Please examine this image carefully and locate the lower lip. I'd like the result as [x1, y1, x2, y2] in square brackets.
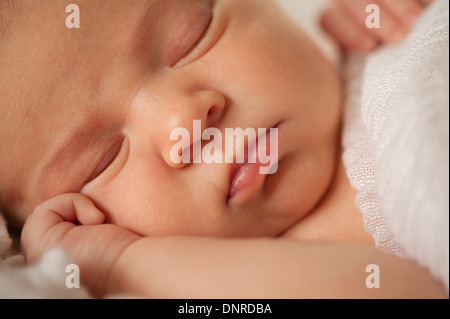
[227, 126, 278, 203]
[228, 162, 265, 202]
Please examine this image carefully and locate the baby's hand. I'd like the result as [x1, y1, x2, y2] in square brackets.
[321, 0, 433, 52]
[21, 193, 140, 297]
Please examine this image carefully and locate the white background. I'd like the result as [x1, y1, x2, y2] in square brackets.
[275, 0, 338, 62]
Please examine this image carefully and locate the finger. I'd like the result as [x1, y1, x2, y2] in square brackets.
[21, 203, 70, 261]
[35, 193, 105, 225]
[321, 3, 378, 52]
[339, 0, 407, 44]
[71, 194, 105, 226]
[378, 0, 424, 29]
[21, 194, 105, 260]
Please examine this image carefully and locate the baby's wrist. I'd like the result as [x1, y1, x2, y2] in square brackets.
[104, 235, 144, 297]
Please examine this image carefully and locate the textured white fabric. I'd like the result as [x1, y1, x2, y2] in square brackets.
[0, 248, 92, 299]
[1, 211, 93, 298]
[0, 214, 12, 259]
[343, 0, 449, 291]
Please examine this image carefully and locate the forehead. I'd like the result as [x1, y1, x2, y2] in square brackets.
[0, 0, 16, 53]
[0, 0, 216, 125]
[0, 0, 153, 206]
[0, 0, 146, 109]
[0, 0, 15, 27]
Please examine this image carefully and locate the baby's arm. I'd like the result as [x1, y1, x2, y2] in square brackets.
[321, 0, 433, 52]
[111, 237, 447, 298]
[21, 194, 447, 298]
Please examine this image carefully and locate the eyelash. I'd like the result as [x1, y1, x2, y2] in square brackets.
[173, 7, 214, 67]
[86, 139, 124, 184]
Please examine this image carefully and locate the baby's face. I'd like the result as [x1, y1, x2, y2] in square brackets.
[0, 0, 341, 237]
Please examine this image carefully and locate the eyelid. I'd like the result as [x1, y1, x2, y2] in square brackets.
[172, 6, 215, 67]
[86, 139, 124, 184]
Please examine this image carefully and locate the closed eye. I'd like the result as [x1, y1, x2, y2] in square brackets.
[86, 139, 124, 184]
[172, 3, 214, 67]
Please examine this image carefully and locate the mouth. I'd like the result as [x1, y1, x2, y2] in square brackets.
[227, 123, 280, 203]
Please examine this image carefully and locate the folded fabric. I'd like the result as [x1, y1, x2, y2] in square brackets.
[343, 0, 449, 292]
[0, 248, 92, 299]
[1, 206, 92, 297]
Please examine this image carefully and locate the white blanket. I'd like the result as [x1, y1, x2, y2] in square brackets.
[343, 0, 449, 292]
[0, 213, 92, 298]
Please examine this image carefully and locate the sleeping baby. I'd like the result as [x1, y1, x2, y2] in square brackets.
[0, 0, 447, 298]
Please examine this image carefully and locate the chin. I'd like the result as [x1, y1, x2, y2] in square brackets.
[261, 147, 337, 230]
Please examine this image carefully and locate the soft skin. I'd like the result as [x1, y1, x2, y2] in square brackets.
[21, 192, 447, 298]
[0, 0, 430, 238]
[0, 0, 444, 298]
[1, 0, 343, 238]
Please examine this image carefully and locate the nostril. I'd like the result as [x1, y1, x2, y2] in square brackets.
[206, 105, 224, 127]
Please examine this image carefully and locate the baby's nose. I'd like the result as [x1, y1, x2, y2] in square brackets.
[174, 89, 226, 128]
[162, 89, 227, 168]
